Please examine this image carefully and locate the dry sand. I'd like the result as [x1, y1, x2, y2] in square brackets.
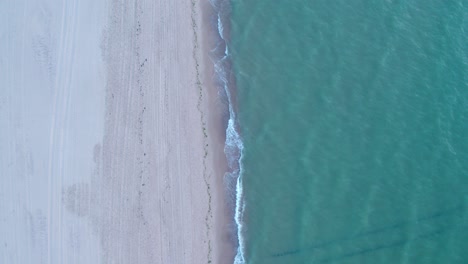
[0, 0, 232, 263]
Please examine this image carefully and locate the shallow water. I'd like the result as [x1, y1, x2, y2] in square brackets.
[229, 1, 468, 263]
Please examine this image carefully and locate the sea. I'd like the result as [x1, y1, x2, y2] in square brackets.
[211, 1, 468, 264]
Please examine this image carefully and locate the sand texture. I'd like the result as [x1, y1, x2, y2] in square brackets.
[0, 0, 224, 263]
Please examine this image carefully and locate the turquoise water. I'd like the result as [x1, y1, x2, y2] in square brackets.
[226, 1, 468, 263]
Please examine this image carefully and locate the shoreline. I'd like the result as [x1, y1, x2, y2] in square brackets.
[200, 1, 247, 263]
[195, 0, 236, 263]
[198, 0, 238, 263]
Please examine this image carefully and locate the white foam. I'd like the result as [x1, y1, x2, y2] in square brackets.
[223, 82, 246, 264]
[218, 14, 224, 40]
[224, 117, 246, 264]
[233, 142, 246, 264]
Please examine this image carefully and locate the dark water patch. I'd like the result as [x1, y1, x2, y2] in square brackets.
[271, 204, 466, 259]
[316, 227, 450, 264]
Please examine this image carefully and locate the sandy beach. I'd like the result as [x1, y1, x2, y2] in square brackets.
[0, 0, 231, 263]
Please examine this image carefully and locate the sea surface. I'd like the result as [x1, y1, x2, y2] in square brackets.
[223, 1, 468, 263]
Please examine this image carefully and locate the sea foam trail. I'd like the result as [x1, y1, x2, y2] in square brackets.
[209, 0, 246, 263]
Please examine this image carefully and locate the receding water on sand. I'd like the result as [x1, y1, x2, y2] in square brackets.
[209, 0, 246, 263]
